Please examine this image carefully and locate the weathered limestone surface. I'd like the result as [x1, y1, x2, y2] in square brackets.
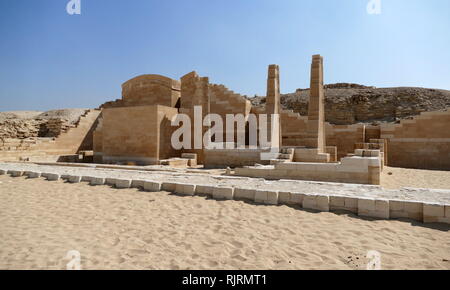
[195, 185, 215, 196]
[115, 179, 132, 189]
[303, 194, 330, 212]
[304, 55, 326, 152]
[175, 183, 196, 196]
[390, 200, 423, 221]
[90, 177, 105, 186]
[213, 187, 234, 200]
[265, 65, 282, 149]
[234, 188, 256, 201]
[45, 173, 60, 181]
[144, 181, 162, 192]
[69, 175, 82, 183]
[99, 105, 178, 166]
[380, 109, 450, 170]
[358, 198, 390, 219]
[25, 171, 41, 179]
[8, 170, 23, 177]
[235, 154, 382, 185]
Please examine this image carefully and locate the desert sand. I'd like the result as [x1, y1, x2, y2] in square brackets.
[0, 174, 449, 270]
[381, 166, 450, 190]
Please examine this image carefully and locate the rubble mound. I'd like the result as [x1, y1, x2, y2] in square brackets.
[250, 84, 450, 125]
[0, 109, 88, 139]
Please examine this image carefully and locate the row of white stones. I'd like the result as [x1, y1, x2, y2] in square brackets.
[1, 168, 449, 226]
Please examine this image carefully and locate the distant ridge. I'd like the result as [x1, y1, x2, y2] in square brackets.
[250, 84, 450, 125]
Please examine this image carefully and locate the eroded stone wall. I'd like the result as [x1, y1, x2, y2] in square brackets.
[380, 109, 450, 170]
[100, 105, 178, 165]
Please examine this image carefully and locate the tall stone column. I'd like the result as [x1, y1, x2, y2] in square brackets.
[265, 64, 282, 149]
[180, 71, 211, 164]
[304, 55, 326, 152]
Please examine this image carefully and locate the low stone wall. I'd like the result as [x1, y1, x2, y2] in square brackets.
[203, 148, 270, 168]
[235, 156, 381, 185]
[380, 109, 450, 170]
[293, 148, 330, 163]
[1, 168, 448, 226]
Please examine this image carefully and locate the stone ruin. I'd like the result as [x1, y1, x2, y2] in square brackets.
[1, 54, 450, 185]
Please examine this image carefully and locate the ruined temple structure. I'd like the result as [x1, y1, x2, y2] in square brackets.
[91, 54, 382, 185]
[1, 54, 450, 185]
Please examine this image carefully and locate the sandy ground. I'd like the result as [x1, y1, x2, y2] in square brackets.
[2, 163, 450, 204]
[381, 166, 450, 190]
[0, 175, 449, 270]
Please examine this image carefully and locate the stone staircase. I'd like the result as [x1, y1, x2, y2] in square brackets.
[269, 148, 295, 165]
[0, 109, 101, 161]
[209, 84, 252, 117]
[29, 109, 101, 154]
[353, 139, 388, 166]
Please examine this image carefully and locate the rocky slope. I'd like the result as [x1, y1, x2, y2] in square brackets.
[0, 109, 88, 139]
[250, 84, 450, 125]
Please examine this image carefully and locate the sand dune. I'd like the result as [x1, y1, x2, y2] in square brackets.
[0, 175, 449, 270]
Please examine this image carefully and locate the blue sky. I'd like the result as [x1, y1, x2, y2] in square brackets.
[0, 0, 449, 111]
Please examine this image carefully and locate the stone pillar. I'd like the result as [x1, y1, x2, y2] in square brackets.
[265, 64, 282, 149]
[304, 55, 326, 152]
[180, 71, 211, 164]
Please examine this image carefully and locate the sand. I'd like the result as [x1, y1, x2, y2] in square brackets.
[381, 166, 450, 190]
[0, 175, 449, 270]
[2, 162, 450, 204]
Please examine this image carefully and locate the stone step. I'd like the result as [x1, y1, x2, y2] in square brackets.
[269, 159, 289, 165]
[279, 153, 292, 159]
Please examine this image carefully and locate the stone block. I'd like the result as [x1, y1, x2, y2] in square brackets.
[90, 177, 106, 186]
[25, 171, 41, 179]
[254, 190, 268, 203]
[115, 179, 132, 189]
[0, 169, 6, 175]
[423, 203, 446, 223]
[278, 191, 291, 205]
[344, 197, 359, 213]
[329, 196, 345, 211]
[390, 200, 423, 221]
[81, 176, 94, 182]
[161, 182, 178, 192]
[8, 170, 23, 177]
[45, 173, 60, 181]
[195, 185, 215, 196]
[213, 187, 234, 200]
[358, 198, 389, 219]
[175, 183, 196, 196]
[289, 192, 305, 206]
[181, 153, 197, 160]
[105, 178, 116, 185]
[234, 188, 255, 201]
[68, 175, 82, 183]
[131, 179, 146, 189]
[143, 181, 162, 192]
[266, 191, 279, 205]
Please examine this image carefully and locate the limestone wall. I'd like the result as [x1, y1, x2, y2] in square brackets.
[326, 123, 366, 161]
[204, 148, 270, 169]
[102, 75, 181, 109]
[280, 110, 365, 161]
[236, 155, 381, 185]
[98, 105, 178, 165]
[380, 109, 450, 170]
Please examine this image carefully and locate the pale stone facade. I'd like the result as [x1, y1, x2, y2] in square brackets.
[2, 54, 449, 186]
